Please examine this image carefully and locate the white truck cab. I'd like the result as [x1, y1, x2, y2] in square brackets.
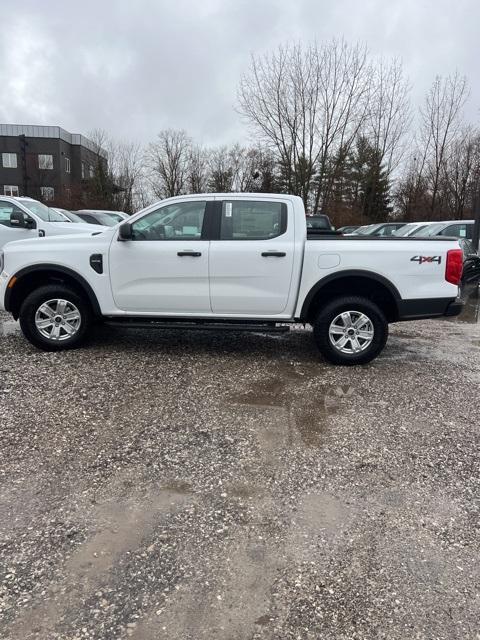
[0, 193, 464, 365]
[0, 197, 106, 250]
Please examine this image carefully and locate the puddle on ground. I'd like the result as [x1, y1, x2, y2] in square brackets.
[448, 286, 479, 324]
[0, 320, 19, 336]
[230, 368, 357, 449]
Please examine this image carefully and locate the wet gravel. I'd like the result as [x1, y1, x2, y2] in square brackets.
[1, 288, 479, 640]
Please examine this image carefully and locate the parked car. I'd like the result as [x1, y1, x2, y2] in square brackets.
[76, 210, 128, 225]
[337, 225, 361, 234]
[0, 193, 463, 365]
[306, 214, 334, 231]
[459, 238, 480, 284]
[411, 220, 475, 241]
[393, 222, 433, 237]
[52, 208, 90, 224]
[0, 197, 105, 250]
[74, 211, 122, 227]
[352, 222, 406, 237]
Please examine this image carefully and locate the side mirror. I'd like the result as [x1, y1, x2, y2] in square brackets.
[10, 211, 34, 229]
[118, 222, 133, 241]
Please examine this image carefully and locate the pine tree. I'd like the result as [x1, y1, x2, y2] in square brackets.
[350, 136, 392, 223]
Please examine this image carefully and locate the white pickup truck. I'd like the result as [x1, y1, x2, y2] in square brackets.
[0, 196, 105, 249]
[0, 193, 464, 365]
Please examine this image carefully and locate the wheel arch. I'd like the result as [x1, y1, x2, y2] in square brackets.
[299, 270, 401, 323]
[5, 264, 101, 320]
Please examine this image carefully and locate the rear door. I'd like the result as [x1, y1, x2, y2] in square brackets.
[209, 198, 295, 315]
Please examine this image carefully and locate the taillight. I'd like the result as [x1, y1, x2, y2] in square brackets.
[445, 249, 463, 285]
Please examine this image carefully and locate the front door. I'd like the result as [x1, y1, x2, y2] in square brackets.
[0, 200, 37, 248]
[109, 199, 212, 314]
[209, 198, 295, 315]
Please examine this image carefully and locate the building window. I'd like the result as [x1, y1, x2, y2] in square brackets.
[89, 164, 95, 178]
[38, 154, 53, 170]
[40, 186, 55, 201]
[81, 162, 86, 179]
[3, 185, 19, 197]
[65, 157, 71, 173]
[2, 153, 17, 168]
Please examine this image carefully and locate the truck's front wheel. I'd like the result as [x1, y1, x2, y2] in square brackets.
[19, 285, 92, 351]
[313, 296, 388, 365]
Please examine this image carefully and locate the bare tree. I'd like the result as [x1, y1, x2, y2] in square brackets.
[366, 58, 411, 176]
[109, 141, 145, 213]
[441, 126, 480, 218]
[238, 40, 371, 212]
[146, 129, 191, 198]
[420, 73, 469, 214]
[207, 146, 234, 192]
[187, 145, 210, 193]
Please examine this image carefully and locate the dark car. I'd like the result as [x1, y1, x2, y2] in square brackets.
[75, 211, 120, 227]
[459, 239, 480, 284]
[306, 214, 334, 231]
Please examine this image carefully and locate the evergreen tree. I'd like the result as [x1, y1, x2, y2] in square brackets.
[349, 136, 392, 223]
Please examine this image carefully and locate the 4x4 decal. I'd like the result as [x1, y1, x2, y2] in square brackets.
[410, 255, 442, 264]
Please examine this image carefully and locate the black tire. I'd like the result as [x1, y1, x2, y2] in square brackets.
[313, 296, 388, 366]
[19, 285, 92, 351]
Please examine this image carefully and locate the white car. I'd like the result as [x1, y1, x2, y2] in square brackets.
[393, 222, 434, 237]
[0, 197, 106, 250]
[0, 193, 464, 365]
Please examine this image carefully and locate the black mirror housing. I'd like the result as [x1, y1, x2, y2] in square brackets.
[118, 222, 133, 241]
[10, 211, 29, 228]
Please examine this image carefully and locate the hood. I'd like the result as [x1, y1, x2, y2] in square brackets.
[4, 229, 114, 253]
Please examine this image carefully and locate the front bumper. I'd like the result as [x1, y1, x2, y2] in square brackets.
[0, 271, 9, 312]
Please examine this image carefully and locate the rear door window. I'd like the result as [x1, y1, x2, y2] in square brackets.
[439, 224, 467, 238]
[220, 201, 287, 240]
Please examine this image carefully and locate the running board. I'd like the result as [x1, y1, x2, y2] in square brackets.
[104, 319, 290, 333]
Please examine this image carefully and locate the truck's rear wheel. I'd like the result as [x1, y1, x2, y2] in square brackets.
[19, 285, 92, 351]
[313, 296, 388, 365]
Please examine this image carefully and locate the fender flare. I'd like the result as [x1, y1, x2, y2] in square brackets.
[299, 269, 401, 320]
[5, 264, 102, 317]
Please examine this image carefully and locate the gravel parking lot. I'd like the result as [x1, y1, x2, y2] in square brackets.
[1, 288, 479, 640]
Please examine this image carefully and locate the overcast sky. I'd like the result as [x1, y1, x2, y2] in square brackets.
[1, 0, 478, 147]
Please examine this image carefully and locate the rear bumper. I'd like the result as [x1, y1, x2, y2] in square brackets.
[397, 297, 463, 321]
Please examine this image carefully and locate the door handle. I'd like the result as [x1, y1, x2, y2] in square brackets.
[261, 251, 286, 257]
[177, 251, 202, 257]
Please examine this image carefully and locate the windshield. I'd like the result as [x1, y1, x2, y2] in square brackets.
[91, 213, 119, 226]
[353, 224, 380, 235]
[20, 200, 66, 222]
[393, 223, 420, 237]
[106, 213, 124, 223]
[61, 210, 85, 223]
[411, 223, 446, 237]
